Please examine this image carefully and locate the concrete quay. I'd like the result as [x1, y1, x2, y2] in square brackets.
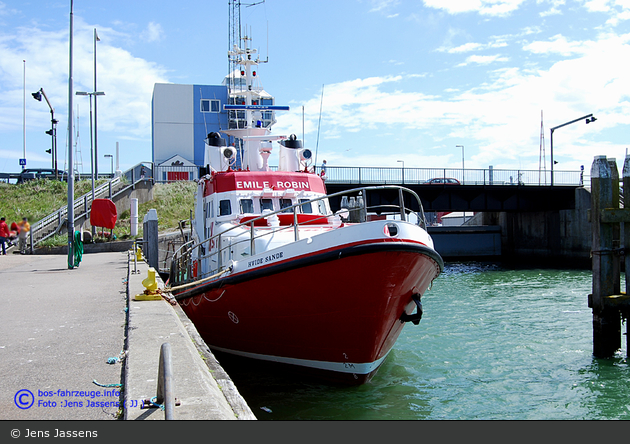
[0, 249, 255, 420]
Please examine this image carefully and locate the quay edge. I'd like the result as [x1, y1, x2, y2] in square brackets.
[124, 252, 256, 420]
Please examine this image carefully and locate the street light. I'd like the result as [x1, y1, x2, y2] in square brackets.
[93, 28, 101, 178]
[77, 90, 104, 237]
[456, 145, 464, 183]
[104, 154, 113, 177]
[76, 94, 104, 180]
[397, 160, 404, 183]
[550, 113, 597, 186]
[32, 88, 59, 179]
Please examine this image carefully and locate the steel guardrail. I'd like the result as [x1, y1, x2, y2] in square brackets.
[29, 162, 152, 246]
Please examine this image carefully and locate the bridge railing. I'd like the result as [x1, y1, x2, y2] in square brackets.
[319, 166, 585, 186]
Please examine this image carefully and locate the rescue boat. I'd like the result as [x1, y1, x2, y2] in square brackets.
[168, 38, 443, 385]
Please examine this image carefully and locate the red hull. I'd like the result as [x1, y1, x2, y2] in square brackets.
[175, 242, 441, 384]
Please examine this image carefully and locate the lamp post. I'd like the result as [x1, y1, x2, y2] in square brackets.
[76, 91, 103, 236]
[456, 145, 464, 183]
[67, 0, 75, 269]
[397, 160, 404, 183]
[93, 28, 101, 179]
[550, 113, 597, 186]
[76, 94, 104, 176]
[104, 154, 113, 177]
[32, 88, 59, 179]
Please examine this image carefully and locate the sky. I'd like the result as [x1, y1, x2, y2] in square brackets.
[1, 0, 629, 176]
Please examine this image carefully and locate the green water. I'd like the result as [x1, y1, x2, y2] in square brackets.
[218, 263, 630, 420]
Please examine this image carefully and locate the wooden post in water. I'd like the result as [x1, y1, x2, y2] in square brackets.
[589, 156, 630, 358]
[623, 156, 630, 355]
[590, 155, 622, 357]
[608, 159, 620, 295]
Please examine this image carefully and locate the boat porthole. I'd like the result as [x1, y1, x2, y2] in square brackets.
[228, 311, 239, 324]
[384, 223, 399, 237]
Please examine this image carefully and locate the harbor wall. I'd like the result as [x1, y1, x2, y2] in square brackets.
[480, 187, 592, 267]
[428, 225, 502, 260]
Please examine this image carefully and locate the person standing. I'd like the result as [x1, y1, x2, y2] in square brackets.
[320, 160, 327, 180]
[0, 217, 9, 255]
[18, 217, 30, 254]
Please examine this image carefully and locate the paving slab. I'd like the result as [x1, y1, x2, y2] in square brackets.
[0, 252, 127, 420]
[0, 250, 255, 421]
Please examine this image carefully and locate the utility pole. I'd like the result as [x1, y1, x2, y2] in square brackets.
[67, 0, 75, 269]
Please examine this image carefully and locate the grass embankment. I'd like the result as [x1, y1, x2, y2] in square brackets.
[0, 179, 197, 247]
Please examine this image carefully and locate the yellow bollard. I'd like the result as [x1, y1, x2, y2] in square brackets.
[135, 246, 143, 262]
[134, 267, 163, 301]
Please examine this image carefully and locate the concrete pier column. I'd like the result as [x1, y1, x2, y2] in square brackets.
[590, 155, 621, 357]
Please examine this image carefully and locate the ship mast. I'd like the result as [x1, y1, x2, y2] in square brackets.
[222, 1, 289, 171]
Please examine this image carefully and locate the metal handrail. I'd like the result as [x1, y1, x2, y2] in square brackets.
[169, 185, 427, 286]
[317, 165, 586, 186]
[30, 177, 123, 244]
[29, 162, 152, 246]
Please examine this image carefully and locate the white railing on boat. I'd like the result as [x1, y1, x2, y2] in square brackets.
[169, 185, 426, 287]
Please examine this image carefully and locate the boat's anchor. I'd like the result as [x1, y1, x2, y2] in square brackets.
[400, 294, 423, 325]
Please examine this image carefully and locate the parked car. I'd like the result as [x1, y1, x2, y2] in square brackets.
[424, 177, 461, 185]
[16, 168, 66, 184]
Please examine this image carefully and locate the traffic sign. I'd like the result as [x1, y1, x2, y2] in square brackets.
[19, 158, 26, 166]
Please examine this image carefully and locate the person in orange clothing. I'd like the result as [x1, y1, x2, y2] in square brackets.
[17, 217, 30, 254]
[0, 217, 9, 255]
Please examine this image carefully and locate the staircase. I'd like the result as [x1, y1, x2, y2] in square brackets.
[28, 163, 154, 247]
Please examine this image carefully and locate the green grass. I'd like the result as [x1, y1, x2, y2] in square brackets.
[0, 179, 197, 246]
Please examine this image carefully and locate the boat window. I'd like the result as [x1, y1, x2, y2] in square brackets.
[240, 199, 254, 214]
[318, 200, 328, 215]
[280, 199, 293, 213]
[219, 199, 232, 216]
[261, 198, 274, 212]
[299, 199, 313, 214]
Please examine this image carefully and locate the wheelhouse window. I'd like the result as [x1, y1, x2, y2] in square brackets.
[280, 199, 293, 213]
[318, 200, 327, 215]
[219, 199, 232, 216]
[240, 199, 254, 214]
[299, 199, 313, 214]
[201, 99, 220, 113]
[261, 198, 274, 212]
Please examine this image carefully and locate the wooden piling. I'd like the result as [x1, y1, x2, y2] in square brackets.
[590, 155, 622, 357]
[623, 155, 630, 355]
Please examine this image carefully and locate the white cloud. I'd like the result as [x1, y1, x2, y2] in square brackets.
[523, 34, 593, 56]
[457, 54, 509, 66]
[0, 19, 169, 148]
[438, 39, 508, 53]
[423, 0, 527, 16]
[140, 22, 164, 43]
[275, 30, 630, 170]
[368, 0, 400, 13]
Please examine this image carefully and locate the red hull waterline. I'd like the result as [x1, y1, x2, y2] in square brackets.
[174, 241, 442, 385]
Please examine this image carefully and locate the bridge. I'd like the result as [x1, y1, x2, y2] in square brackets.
[321, 165, 585, 213]
[318, 165, 591, 265]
